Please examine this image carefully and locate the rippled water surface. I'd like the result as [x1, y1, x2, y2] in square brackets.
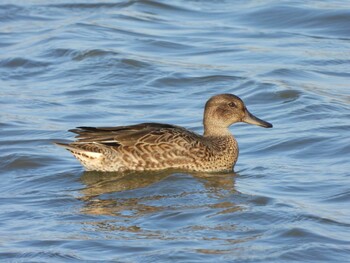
[1, 0, 350, 262]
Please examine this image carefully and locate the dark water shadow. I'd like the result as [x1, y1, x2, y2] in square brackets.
[79, 170, 171, 200]
[78, 170, 238, 216]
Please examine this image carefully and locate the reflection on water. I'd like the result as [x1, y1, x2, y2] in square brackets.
[79, 170, 238, 217]
[80, 170, 172, 199]
[77, 170, 253, 257]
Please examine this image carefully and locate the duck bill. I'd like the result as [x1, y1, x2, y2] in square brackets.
[243, 109, 273, 128]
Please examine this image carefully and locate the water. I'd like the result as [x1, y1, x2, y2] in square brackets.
[1, 0, 350, 262]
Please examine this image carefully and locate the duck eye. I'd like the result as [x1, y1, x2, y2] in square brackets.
[228, 102, 237, 108]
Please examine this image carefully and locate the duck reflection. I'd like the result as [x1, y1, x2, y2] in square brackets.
[80, 170, 171, 200]
[79, 170, 238, 217]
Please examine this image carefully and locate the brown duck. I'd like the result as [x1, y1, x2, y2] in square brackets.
[55, 94, 272, 172]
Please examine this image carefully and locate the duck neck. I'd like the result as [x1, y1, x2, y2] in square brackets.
[203, 125, 231, 137]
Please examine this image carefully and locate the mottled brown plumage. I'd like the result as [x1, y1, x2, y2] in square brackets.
[55, 94, 272, 172]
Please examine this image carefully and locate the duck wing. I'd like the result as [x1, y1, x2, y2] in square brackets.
[69, 122, 202, 147]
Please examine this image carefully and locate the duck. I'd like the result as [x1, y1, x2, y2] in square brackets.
[55, 94, 272, 172]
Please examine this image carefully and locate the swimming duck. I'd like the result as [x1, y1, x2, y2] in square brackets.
[55, 94, 272, 172]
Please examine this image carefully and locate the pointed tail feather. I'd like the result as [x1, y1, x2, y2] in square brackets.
[54, 142, 80, 152]
[54, 142, 103, 159]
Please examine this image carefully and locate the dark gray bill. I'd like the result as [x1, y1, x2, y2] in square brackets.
[243, 109, 273, 128]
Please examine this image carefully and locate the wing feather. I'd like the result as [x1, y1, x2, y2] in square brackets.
[69, 122, 203, 148]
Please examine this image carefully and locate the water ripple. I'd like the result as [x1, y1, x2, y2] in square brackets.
[1, 0, 350, 262]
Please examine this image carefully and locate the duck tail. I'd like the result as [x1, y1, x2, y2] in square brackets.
[54, 142, 100, 155]
[54, 142, 103, 168]
[54, 142, 78, 152]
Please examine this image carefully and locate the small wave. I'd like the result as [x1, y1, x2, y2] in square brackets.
[2, 250, 81, 262]
[240, 5, 350, 38]
[322, 190, 350, 203]
[0, 58, 50, 69]
[135, 0, 197, 14]
[120, 58, 151, 68]
[49, 2, 132, 10]
[150, 74, 243, 88]
[0, 153, 59, 171]
[72, 49, 118, 61]
[260, 68, 318, 80]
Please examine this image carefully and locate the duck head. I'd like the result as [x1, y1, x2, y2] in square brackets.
[203, 94, 272, 136]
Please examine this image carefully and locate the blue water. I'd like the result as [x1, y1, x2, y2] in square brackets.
[1, 0, 350, 262]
